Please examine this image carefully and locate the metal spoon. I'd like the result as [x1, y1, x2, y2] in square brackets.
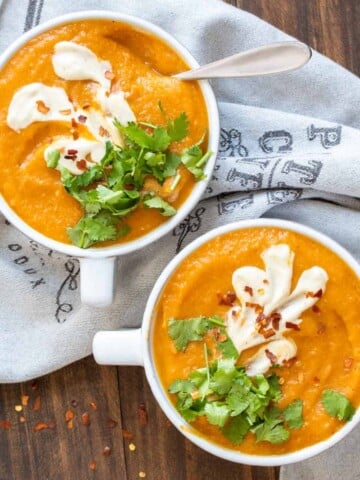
[173, 41, 312, 80]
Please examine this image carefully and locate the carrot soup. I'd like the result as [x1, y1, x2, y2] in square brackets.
[153, 227, 360, 454]
[0, 20, 209, 248]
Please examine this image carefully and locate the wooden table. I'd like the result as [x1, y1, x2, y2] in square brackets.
[0, 1, 358, 479]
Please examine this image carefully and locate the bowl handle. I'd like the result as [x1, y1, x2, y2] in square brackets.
[93, 329, 144, 366]
[80, 257, 117, 306]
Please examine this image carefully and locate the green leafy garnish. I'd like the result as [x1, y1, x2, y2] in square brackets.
[46, 107, 211, 248]
[168, 316, 226, 351]
[169, 355, 300, 446]
[321, 390, 355, 421]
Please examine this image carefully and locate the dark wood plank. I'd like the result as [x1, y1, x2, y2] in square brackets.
[0, 2, 358, 480]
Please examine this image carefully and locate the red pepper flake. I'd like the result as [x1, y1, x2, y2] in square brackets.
[19, 416, 26, 423]
[32, 395, 41, 412]
[105, 70, 115, 80]
[285, 321, 300, 331]
[21, 395, 29, 407]
[124, 184, 135, 190]
[82, 103, 91, 110]
[81, 412, 90, 426]
[244, 286, 253, 296]
[72, 130, 79, 140]
[121, 428, 133, 439]
[263, 279, 269, 284]
[218, 291, 237, 306]
[317, 322, 326, 334]
[344, 357, 354, 370]
[65, 410, 74, 422]
[31, 380, 38, 390]
[0, 420, 11, 430]
[231, 308, 239, 318]
[89, 402, 98, 411]
[64, 155, 76, 160]
[245, 302, 263, 314]
[256, 313, 269, 328]
[71, 118, 78, 128]
[138, 403, 148, 427]
[99, 126, 110, 137]
[34, 422, 48, 432]
[76, 159, 87, 171]
[306, 289, 323, 299]
[265, 349, 278, 365]
[78, 115, 87, 124]
[36, 100, 50, 114]
[271, 312, 281, 331]
[312, 305, 321, 313]
[59, 108, 71, 115]
[67, 149, 78, 155]
[262, 328, 276, 339]
[107, 418, 118, 429]
[283, 357, 297, 368]
[103, 446, 112, 457]
[70, 400, 78, 408]
[48, 421, 56, 429]
[89, 461, 97, 471]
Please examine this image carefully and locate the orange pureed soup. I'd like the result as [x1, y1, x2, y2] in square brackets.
[153, 227, 360, 455]
[0, 20, 208, 245]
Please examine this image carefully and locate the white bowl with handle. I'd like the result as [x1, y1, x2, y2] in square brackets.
[0, 11, 219, 307]
[93, 218, 360, 466]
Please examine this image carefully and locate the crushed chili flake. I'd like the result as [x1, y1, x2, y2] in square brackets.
[285, 321, 300, 331]
[245, 302, 263, 314]
[78, 115, 87, 124]
[21, 395, 29, 406]
[65, 410, 74, 422]
[64, 155, 76, 160]
[263, 279, 269, 284]
[67, 149, 78, 155]
[107, 419, 118, 429]
[70, 400, 78, 408]
[244, 286, 253, 296]
[81, 412, 90, 426]
[256, 313, 269, 328]
[344, 357, 354, 370]
[129, 443, 136, 451]
[138, 403, 148, 427]
[89, 461, 97, 471]
[99, 126, 110, 137]
[217, 291, 237, 306]
[36, 100, 50, 114]
[71, 118, 78, 128]
[103, 446, 112, 457]
[14, 405, 22, 412]
[34, 422, 48, 432]
[121, 428, 133, 439]
[271, 313, 281, 331]
[32, 395, 41, 411]
[0, 420, 11, 430]
[89, 402, 98, 411]
[306, 289, 323, 299]
[105, 70, 115, 80]
[265, 349, 278, 365]
[72, 130, 79, 140]
[312, 305, 321, 313]
[283, 357, 297, 368]
[19, 416, 26, 423]
[59, 108, 71, 115]
[76, 159, 87, 171]
[82, 103, 91, 110]
[262, 328, 276, 339]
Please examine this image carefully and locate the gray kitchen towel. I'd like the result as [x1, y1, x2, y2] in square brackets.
[1, 1, 360, 476]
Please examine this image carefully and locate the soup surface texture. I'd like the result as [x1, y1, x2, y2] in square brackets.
[0, 20, 208, 245]
[153, 227, 360, 455]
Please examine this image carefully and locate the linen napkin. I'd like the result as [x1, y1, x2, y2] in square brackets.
[1, 1, 360, 476]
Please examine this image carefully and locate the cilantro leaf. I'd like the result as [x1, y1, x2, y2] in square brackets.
[167, 112, 189, 142]
[216, 329, 238, 359]
[46, 149, 60, 168]
[143, 195, 177, 217]
[67, 212, 128, 248]
[321, 390, 355, 421]
[222, 415, 251, 444]
[168, 379, 194, 394]
[204, 402, 230, 427]
[283, 399, 304, 429]
[251, 407, 290, 444]
[168, 316, 225, 351]
[116, 121, 171, 152]
[181, 146, 211, 180]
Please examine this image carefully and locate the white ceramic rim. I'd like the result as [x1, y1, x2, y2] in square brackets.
[0, 11, 219, 258]
[141, 218, 360, 466]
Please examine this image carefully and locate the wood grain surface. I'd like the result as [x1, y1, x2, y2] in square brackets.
[0, 1, 358, 479]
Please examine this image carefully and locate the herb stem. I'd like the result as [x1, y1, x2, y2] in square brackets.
[196, 151, 212, 168]
[170, 173, 181, 191]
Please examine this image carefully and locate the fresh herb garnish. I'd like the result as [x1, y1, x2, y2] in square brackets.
[321, 389, 355, 422]
[169, 355, 303, 445]
[46, 109, 211, 248]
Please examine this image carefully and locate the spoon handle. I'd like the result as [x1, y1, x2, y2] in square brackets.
[173, 41, 312, 80]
